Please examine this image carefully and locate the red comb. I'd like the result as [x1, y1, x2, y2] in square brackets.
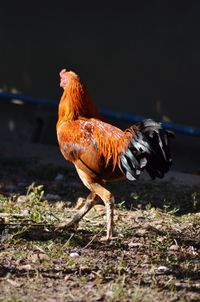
[60, 69, 67, 77]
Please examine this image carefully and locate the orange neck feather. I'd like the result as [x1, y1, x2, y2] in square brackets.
[57, 79, 100, 128]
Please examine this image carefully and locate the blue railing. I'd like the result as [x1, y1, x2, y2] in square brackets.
[1, 91, 200, 137]
[102, 109, 200, 137]
[0, 92, 55, 106]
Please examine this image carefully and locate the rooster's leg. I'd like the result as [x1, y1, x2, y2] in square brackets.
[65, 192, 99, 228]
[89, 183, 115, 240]
[75, 167, 115, 240]
[105, 197, 115, 240]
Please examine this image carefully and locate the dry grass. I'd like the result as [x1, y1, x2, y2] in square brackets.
[0, 159, 199, 302]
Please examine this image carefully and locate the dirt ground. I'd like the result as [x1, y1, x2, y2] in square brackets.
[0, 158, 200, 302]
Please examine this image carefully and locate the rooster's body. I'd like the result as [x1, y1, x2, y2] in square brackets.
[56, 69, 173, 240]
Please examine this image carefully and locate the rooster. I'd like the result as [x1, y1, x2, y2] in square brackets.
[56, 69, 173, 240]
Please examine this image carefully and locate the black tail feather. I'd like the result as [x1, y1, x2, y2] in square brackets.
[120, 119, 173, 180]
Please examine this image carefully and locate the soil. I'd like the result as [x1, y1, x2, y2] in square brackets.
[0, 159, 200, 302]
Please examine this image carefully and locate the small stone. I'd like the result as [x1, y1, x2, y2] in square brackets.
[157, 265, 170, 273]
[70, 252, 80, 257]
[168, 244, 179, 251]
[128, 242, 143, 248]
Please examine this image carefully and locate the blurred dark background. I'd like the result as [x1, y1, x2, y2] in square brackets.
[0, 1, 199, 173]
